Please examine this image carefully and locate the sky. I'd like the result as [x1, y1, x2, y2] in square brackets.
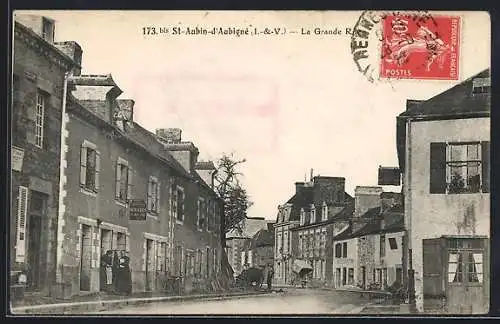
[18, 11, 490, 220]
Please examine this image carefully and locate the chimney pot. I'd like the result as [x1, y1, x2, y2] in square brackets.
[156, 128, 182, 143]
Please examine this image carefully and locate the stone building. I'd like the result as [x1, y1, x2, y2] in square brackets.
[332, 189, 404, 290]
[11, 14, 75, 296]
[225, 217, 272, 276]
[397, 69, 490, 313]
[241, 223, 275, 268]
[31, 29, 224, 297]
[274, 174, 354, 286]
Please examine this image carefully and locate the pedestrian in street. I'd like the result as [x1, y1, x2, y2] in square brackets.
[112, 251, 120, 293]
[267, 264, 274, 291]
[100, 250, 114, 293]
[262, 265, 269, 290]
[116, 251, 132, 295]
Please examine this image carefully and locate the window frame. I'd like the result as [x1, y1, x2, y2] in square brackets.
[80, 140, 100, 194]
[147, 176, 160, 215]
[115, 157, 132, 204]
[35, 90, 47, 148]
[446, 142, 482, 194]
[380, 235, 386, 258]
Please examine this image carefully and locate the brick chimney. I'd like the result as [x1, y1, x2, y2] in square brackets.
[312, 176, 346, 222]
[295, 182, 305, 194]
[195, 161, 217, 188]
[354, 186, 383, 218]
[156, 128, 199, 172]
[54, 41, 83, 76]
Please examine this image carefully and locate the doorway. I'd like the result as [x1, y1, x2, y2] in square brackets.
[446, 241, 486, 313]
[26, 191, 47, 291]
[145, 239, 154, 291]
[80, 224, 92, 291]
[361, 266, 366, 289]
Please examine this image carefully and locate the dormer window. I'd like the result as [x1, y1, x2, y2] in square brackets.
[322, 202, 328, 222]
[472, 77, 490, 95]
[42, 18, 54, 43]
[300, 208, 305, 226]
[310, 205, 316, 224]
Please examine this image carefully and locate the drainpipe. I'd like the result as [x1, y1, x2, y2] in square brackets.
[55, 72, 70, 286]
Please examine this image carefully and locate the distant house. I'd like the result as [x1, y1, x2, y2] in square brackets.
[397, 69, 490, 314]
[241, 223, 275, 268]
[225, 217, 273, 276]
[275, 175, 354, 286]
[333, 202, 404, 290]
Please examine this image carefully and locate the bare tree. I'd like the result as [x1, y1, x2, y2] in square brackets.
[214, 153, 253, 234]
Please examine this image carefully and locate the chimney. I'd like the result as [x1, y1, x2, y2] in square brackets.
[380, 192, 402, 210]
[15, 14, 55, 44]
[156, 128, 199, 172]
[295, 182, 305, 194]
[195, 161, 217, 188]
[354, 186, 383, 218]
[310, 168, 314, 181]
[54, 41, 83, 76]
[267, 222, 275, 232]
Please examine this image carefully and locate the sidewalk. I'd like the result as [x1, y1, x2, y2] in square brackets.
[10, 289, 273, 315]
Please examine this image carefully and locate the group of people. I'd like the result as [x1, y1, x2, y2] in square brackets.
[100, 250, 132, 295]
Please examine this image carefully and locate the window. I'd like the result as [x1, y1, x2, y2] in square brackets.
[448, 252, 483, 283]
[174, 245, 183, 276]
[348, 268, 354, 285]
[207, 200, 212, 231]
[388, 237, 398, 250]
[342, 242, 347, 258]
[115, 159, 132, 202]
[380, 235, 386, 257]
[322, 203, 328, 221]
[430, 142, 490, 194]
[335, 243, 342, 258]
[310, 205, 316, 223]
[300, 209, 305, 225]
[472, 77, 490, 94]
[342, 268, 347, 285]
[448, 253, 463, 283]
[80, 142, 100, 192]
[42, 18, 54, 42]
[197, 198, 205, 230]
[156, 242, 167, 272]
[35, 90, 46, 148]
[171, 186, 184, 222]
[147, 176, 160, 214]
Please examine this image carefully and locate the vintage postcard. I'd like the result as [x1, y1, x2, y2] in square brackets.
[10, 10, 490, 316]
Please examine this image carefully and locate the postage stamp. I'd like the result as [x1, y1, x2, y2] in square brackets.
[380, 14, 461, 80]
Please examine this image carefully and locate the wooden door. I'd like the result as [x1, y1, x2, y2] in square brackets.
[145, 239, 154, 291]
[80, 224, 92, 291]
[26, 216, 41, 290]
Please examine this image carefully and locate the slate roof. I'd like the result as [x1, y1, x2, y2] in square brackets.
[290, 202, 355, 231]
[195, 161, 216, 170]
[249, 228, 275, 249]
[398, 69, 490, 119]
[226, 217, 273, 239]
[333, 205, 405, 240]
[396, 68, 490, 172]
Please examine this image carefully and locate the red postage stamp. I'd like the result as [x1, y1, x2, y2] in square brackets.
[380, 14, 461, 80]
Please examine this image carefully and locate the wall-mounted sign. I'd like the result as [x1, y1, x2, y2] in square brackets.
[12, 146, 25, 172]
[129, 199, 147, 220]
[378, 166, 401, 186]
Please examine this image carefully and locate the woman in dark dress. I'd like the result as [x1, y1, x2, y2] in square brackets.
[117, 251, 132, 295]
[112, 251, 120, 293]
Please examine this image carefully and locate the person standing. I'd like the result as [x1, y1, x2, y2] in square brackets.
[267, 265, 274, 291]
[100, 250, 113, 292]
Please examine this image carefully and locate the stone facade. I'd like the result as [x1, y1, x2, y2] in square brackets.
[11, 16, 73, 296]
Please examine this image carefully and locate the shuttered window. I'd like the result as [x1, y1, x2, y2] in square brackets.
[80, 141, 100, 192]
[115, 158, 132, 202]
[15, 186, 29, 263]
[430, 142, 490, 194]
[147, 176, 160, 214]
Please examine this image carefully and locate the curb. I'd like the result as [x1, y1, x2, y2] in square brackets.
[11, 291, 274, 315]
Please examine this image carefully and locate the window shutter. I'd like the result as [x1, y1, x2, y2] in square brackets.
[147, 178, 152, 210]
[16, 186, 29, 263]
[80, 145, 87, 186]
[156, 180, 161, 213]
[430, 142, 447, 194]
[115, 162, 121, 199]
[481, 141, 490, 193]
[127, 167, 133, 201]
[95, 152, 100, 191]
